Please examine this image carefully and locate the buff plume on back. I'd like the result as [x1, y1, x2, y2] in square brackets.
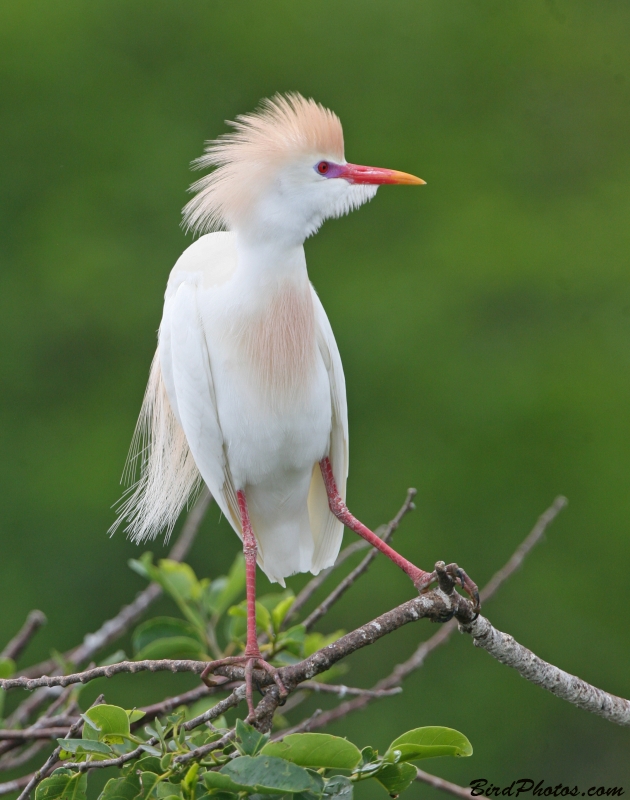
[182, 93, 345, 234]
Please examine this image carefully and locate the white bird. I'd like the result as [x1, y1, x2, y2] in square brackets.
[115, 93, 462, 714]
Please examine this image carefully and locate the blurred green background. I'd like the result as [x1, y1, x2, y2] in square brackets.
[2, 0, 630, 793]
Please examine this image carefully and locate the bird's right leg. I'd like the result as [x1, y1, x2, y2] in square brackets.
[319, 457, 479, 609]
[200, 490, 287, 718]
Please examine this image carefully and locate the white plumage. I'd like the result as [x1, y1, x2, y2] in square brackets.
[114, 93, 423, 592]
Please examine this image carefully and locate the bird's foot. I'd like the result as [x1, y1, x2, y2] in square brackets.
[201, 652, 288, 719]
[414, 561, 480, 619]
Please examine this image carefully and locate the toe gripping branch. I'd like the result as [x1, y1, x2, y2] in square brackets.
[432, 561, 480, 621]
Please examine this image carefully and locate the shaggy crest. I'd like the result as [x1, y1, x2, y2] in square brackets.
[183, 93, 345, 234]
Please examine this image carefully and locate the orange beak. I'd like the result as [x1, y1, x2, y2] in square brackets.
[338, 163, 426, 186]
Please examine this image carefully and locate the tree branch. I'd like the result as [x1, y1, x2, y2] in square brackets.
[303, 495, 568, 728]
[459, 614, 630, 726]
[1, 612, 47, 663]
[415, 767, 474, 799]
[2, 659, 207, 691]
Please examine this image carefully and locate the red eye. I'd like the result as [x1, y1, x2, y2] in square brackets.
[317, 161, 329, 175]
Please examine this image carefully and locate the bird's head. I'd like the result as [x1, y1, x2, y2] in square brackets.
[182, 93, 424, 247]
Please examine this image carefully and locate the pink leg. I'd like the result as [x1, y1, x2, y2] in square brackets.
[320, 458, 432, 590]
[201, 490, 287, 717]
[239, 490, 262, 658]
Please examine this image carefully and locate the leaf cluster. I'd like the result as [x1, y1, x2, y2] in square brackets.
[128, 554, 344, 679]
[40, 707, 471, 800]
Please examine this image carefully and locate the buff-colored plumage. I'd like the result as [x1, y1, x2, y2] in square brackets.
[113, 93, 415, 585]
[183, 94, 345, 235]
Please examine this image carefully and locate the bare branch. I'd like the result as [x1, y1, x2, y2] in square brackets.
[288, 539, 368, 622]
[0, 741, 48, 773]
[1, 612, 47, 663]
[0, 728, 71, 741]
[19, 489, 212, 680]
[299, 682, 401, 698]
[302, 488, 417, 630]
[0, 775, 31, 797]
[303, 496, 568, 729]
[2, 659, 207, 692]
[459, 614, 630, 726]
[415, 767, 474, 799]
[478, 496, 567, 604]
[174, 729, 236, 766]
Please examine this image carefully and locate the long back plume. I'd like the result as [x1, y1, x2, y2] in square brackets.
[111, 353, 201, 543]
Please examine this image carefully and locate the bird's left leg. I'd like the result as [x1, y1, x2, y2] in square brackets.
[200, 490, 287, 718]
[320, 457, 479, 608]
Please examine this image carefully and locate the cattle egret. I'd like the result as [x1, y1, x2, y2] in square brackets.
[115, 93, 476, 715]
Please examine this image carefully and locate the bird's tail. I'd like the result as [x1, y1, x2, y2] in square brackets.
[110, 352, 202, 543]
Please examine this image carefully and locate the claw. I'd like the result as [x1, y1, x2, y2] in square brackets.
[201, 654, 287, 718]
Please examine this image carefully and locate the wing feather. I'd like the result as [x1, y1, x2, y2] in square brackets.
[166, 281, 240, 531]
[308, 288, 349, 572]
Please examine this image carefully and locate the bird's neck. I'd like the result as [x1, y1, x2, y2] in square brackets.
[230, 230, 316, 402]
[234, 230, 309, 291]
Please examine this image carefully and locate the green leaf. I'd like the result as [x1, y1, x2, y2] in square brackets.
[36, 771, 88, 800]
[128, 552, 155, 581]
[82, 704, 130, 744]
[385, 727, 472, 761]
[261, 734, 361, 770]
[131, 756, 162, 775]
[324, 775, 354, 800]
[157, 560, 201, 602]
[373, 763, 417, 797]
[220, 755, 324, 795]
[203, 556, 247, 618]
[0, 657, 16, 679]
[203, 772, 250, 794]
[99, 774, 141, 800]
[360, 746, 377, 765]
[133, 617, 204, 655]
[271, 595, 295, 633]
[127, 709, 146, 724]
[138, 772, 162, 800]
[135, 636, 207, 661]
[236, 719, 269, 756]
[275, 625, 306, 657]
[228, 602, 272, 634]
[57, 739, 113, 755]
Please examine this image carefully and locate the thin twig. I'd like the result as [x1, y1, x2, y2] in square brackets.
[415, 768, 474, 799]
[174, 730, 236, 766]
[288, 540, 369, 622]
[1, 612, 47, 662]
[478, 495, 567, 604]
[2, 660, 207, 692]
[302, 489, 417, 630]
[0, 775, 32, 797]
[15, 694, 104, 800]
[19, 489, 212, 680]
[299, 682, 401, 698]
[0, 728, 71, 741]
[0, 741, 48, 773]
